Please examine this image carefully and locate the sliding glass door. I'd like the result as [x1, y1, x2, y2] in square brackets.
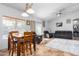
[1, 17, 28, 49]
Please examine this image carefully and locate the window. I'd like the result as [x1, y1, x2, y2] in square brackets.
[16, 20, 27, 34]
[35, 22, 43, 35]
[2, 17, 27, 39]
[2, 18, 16, 39]
[1, 16, 32, 49]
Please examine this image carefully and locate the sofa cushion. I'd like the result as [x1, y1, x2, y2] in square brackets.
[54, 31, 72, 39]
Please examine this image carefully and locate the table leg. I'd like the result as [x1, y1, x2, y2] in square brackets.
[17, 42, 20, 56]
[33, 39, 36, 51]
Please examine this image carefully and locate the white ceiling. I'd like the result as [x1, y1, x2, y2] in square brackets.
[2, 3, 79, 20]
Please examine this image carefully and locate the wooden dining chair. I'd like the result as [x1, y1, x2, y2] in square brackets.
[8, 31, 19, 56]
[24, 32, 34, 55]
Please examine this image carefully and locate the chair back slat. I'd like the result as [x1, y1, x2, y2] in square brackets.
[8, 31, 19, 43]
[24, 32, 34, 42]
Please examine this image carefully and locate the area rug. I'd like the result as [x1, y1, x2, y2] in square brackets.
[0, 38, 74, 56]
[46, 38, 79, 55]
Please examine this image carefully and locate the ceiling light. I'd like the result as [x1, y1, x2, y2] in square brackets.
[27, 8, 35, 14]
[21, 12, 29, 17]
[21, 3, 34, 17]
[57, 12, 62, 17]
[74, 20, 77, 23]
[56, 13, 60, 17]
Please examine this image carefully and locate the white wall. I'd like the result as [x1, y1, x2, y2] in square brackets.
[0, 4, 22, 50]
[45, 11, 79, 33]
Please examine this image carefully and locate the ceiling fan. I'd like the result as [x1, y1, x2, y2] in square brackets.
[25, 3, 35, 14]
[22, 3, 35, 17]
[56, 8, 65, 17]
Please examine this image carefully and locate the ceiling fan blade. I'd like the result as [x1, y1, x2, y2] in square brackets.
[25, 3, 33, 10]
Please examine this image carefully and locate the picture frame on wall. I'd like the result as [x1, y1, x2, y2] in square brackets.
[26, 20, 30, 25]
[56, 22, 62, 27]
[66, 19, 71, 24]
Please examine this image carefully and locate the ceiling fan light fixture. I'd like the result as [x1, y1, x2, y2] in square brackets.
[57, 12, 62, 17]
[74, 20, 77, 23]
[27, 8, 35, 14]
[21, 12, 29, 17]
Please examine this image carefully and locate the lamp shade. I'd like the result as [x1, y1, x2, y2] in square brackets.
[27, 8, 35, 14]
[21, 12, 29, 17]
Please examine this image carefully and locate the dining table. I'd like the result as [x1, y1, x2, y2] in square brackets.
[13, 34, 36, 56]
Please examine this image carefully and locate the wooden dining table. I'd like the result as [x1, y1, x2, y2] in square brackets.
[13, 34, 36, 56]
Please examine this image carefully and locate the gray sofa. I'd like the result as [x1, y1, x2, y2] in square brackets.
[54, 31, 72, 39]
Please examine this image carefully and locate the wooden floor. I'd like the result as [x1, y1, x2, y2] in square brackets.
[0, 38, 75, 56]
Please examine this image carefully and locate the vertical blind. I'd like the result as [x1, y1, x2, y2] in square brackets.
[2, 16, 43, 38]
[2, 17, 29, 39]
